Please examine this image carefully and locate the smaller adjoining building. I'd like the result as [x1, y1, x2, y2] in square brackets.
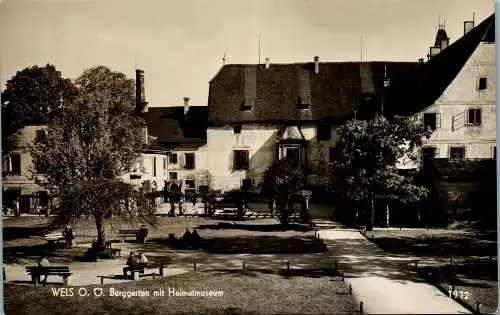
[128, 70, 208, 197]
[2, 123, 50, 214]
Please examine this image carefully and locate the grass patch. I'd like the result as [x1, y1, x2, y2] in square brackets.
[4, 271, 358, 314]
[364, 228, 496, 257]
[202, 236, 326, 254]
[4, 216, 319, 264]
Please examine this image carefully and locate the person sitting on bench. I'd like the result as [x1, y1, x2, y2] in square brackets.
[138, 253, 148, 264]
[37, 256, 50, 283]
[123, 252, 138, 277]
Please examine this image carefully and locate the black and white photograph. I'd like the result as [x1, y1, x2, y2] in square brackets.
[0, 0, 497, 314]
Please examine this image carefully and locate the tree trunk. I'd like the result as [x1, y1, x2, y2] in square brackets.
[95, 216, 106, 248]
[367, 196, 375, 231]
[385, 203, 390, 228]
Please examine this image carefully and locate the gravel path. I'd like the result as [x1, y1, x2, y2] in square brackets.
[317, 226, 471, 314]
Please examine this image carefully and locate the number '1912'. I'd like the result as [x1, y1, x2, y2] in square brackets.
[448, 289, 470, 300]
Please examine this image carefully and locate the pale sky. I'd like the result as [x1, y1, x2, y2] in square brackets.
[0, 0, 495, 107]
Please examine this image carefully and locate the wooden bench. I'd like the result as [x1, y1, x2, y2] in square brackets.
[124, 261, 168, 280]
[44, 232, 65, 244]
[104, 240, 122, 259]
[118, 230, 140, 242]
[26, 266, 72, 285]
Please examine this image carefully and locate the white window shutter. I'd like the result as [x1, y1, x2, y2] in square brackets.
[465, 109, 469, 125]
[435, 147, 440, 158]
[436, 113, 441, 129]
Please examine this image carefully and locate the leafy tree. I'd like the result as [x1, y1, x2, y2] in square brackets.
[328, 115, 432, 230]
[260, 158, 306, 225]
[31, 66, 156, 247]
[1, 64, 77, 152]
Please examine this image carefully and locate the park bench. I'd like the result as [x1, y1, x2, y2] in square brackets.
[213, 209, 237, 217]
[123, 261, 169, 280]
[26, 266, 72, 285]
[44, 232, 65, 244]
[104, 240, 121, 259]
[118, 230, 140, 242]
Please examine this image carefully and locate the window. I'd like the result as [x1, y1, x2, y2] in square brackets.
[185, 180, 195, 189]
[184, 153, 195, 169]
[420, 147, 439, 165]
[130, 174, 141, 180]
[242, 179, 252, 191]
[169, 172, 177, 180]
[466, 109, 481, 126]
[423, 113, 440, 131]
[285, 147, 300, 164]
[198, 185, 209, 194]
[478, 77, 487, 90]
[233, 125, 242, 134]
[296, 96, 310, 110]
[163, 158, 167, 176]
[10, 153, 21, 174]
[233, 150, 249, 170]
[152, 157, 157, 177]
[493, 146, 496, 159]
[317, 122, 331, 141]
[35, 130, 46, 143]
[169, 153, 177, 164]
[449, 147, 465, 159]
[240, 98, 252, 111]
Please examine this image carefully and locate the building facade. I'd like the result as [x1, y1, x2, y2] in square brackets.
[2, 124, 49, 213]
[206, 59, 419, 192]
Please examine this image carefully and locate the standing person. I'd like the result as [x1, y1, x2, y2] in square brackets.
[14, 197, 20, 217]
[63, 225, 75, 248]
[138, 225, 148, 243]
[123, 252, 138, 277]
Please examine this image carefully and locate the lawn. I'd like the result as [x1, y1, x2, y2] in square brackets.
[363, 228, 498, 314]
[4, 270, 358, 315]
[363, 228, 497, 257]
[3, 215, 320, 265]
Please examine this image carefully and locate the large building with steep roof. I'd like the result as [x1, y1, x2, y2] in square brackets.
[206, 60, 419, 191]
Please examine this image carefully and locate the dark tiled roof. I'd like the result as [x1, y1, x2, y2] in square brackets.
[208, 61, 419, 124]
[140, 106, 208, 144]
[360, 14, 495, 119]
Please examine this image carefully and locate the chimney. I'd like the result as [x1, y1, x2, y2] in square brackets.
[429, 46, 441, 59]
[183, 97, 190, 116]
[464, 20, 474, 35]
[135, 69, 148, 113]
[314, 56, 319, 74]
[265, 58, 270, 69]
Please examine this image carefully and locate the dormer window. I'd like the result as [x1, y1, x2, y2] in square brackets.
[233, 125, 242, 134]
[240, 98, 252, 111]
[296, 96, 310, 110]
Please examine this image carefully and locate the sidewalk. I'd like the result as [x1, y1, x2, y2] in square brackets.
[317, 227, 471, 314]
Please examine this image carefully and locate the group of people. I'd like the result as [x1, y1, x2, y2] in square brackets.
[123, 251, 148, 277]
